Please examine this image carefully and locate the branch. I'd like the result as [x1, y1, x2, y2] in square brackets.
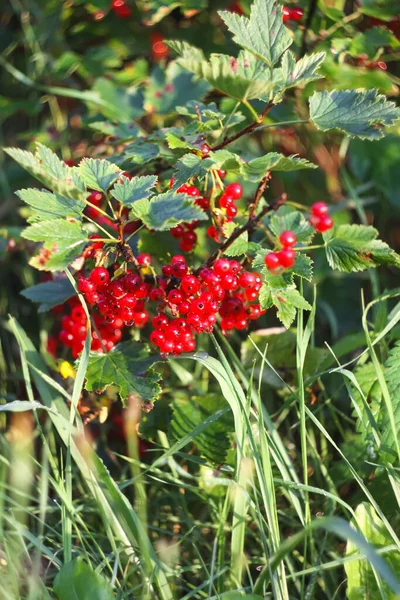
[249, 170, 271, 221]
[211, 101, 274, 152]
[197, 192, 287, 272]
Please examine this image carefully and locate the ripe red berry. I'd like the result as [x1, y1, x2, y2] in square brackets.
[78, 277, 95, 295]
[279, 230, 297, 248]
[315, 215, 334, 232]
[214, 258, 231, 275]
[278, 248, 296, 269]
[311, 202, 329, 218]
[207, 225, 218, 240]
[153, 314, 169, 330]
[186, 186, 201, 197]
[124, 272, 141, 291]
[171, 225, 185, 238]
[217, 169, 227, 179]
[168, 289, 184, 305]
[225, 182, 243, 200]
[220, 194, 234, 209]
[88, 191, 103, 206]
[264, 252, 281, 272]
[226, 204, 238, 218]
[290, 6, 304, 20]
[181, 274, 200, 295]
[162, 265, 173, 277]
[89, 267, 110, 287]
[172, 261, 188, 278]
[201, 143, 210, 156]
[137, 253, 152, 266]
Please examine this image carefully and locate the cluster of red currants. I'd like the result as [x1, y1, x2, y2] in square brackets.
[309, 202, 333, 233]
[264, 230, 297, 273]
[218, 182, 243, 220]
[78, 267, 150, 330]
[282, 5, 304, 22]
[110, 0, 132, 18]
[59, 302, 122, 358]
[150, 255, 263, 354]
[170, 183, 210, 252]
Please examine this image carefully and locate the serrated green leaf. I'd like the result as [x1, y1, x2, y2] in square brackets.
[223, 231, 260, 257]
[54, 557, 114, 600]
[140, 191, 208, 231]
[84, 341, 161, 405]
[324, 224, 400, 272]
[278, 51, 326, 92]
[21, 278, 75, 312]
[110, 175, 157, 208]
[91, 77, 145, 122]
[219, 0, 292, 67]
[124, 140, 162, 164]
[22, 219, 88, 272]
[16, 188, 85, 222]
[291, 253, 313, 281]
[176, 100, 245, 132]
[243, 153, 316, 181]
[22, 219, 86, 246]
[345, 503, 400, 600]
[170, 394, 233, 464]
[79, 158, 122, 192]
[171, 42, 276, 101]
[381, 342, 400, 457]
[309, 89, 400, 140]
[5, 145, 86, 200]
[271, 285, 312, 328]
[350, 27, 400, 58]
[269, 206, 315, 244]
[173, 154, 204, 189]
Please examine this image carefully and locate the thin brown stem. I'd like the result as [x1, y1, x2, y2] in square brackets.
[196, 192, 287, 272]
[249, 171, 271, 221]
[211, 101, 274, 152]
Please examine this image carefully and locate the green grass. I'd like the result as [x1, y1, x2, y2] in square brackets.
[1, 296, 400, 599]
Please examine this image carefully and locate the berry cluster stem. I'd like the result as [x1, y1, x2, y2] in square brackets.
[211, 101, 274, 152]
[198, 193, 287, 272]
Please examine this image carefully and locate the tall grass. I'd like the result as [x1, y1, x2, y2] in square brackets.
[1, 294, 400, 598]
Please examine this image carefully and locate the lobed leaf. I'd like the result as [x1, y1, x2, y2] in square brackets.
[110, 175, 157, 208]
[79, 158, 122, 192]
[309, 89, 399, 140]
[219, 0, 292, 67]
[139, 191, 208, 231]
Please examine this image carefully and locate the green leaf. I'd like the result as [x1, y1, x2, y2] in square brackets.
[291, 253, 313, 281]
[5, 145, 86, 201]
[88, 120, 140, 140]
[309, 89, 400, 140]
[144, 62, 209, 115]
[324, 224, 400, 272]
[349, 27, 400, 58]
[22, 219, 88, 272]
[21, 278, 75, 312]
[173, 154, 204, 189]
[171, 42, 276, 101]
[54, 557, 114, 600]
[110, 175, 157, 208]
[22, 219, 86, 246]
[176, 100, 246, 132]
[219, 0, 292, 67]
[91, 77, 145, 122]
[345, 503, 400, 600]
[123, 140, 162, 164]
[79, 158, 122, 193]
[84, 341, 161, 406]
[243, 153, 316, 181]
[269, 206, 315, 244]
[223, 231, 260, 257]
[170, 394, 233, 464]
[0, 400, 56, 413]
[259, 273, 311, 327]
[140, 191, 208, 231]
[277, 51, 326, 92]
[381, 342, 400, 457]
[16, 188, 85, 222]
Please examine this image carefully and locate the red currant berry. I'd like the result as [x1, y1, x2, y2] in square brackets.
[178, 301, 191, 315]
[78, 277, 95, 295]
[279, 230, 297, 248]
[171, 225, 185, 238]
[88, 191, 104, 206]
[220, 194, 234, 209]
[217, 169, 227, 179]
[315, 215, 333, 232]
[200, 143, 210, 155]
[181, 274, 200, 295]
[226, 204, 238, 218]
[225, 182, 243, 200]
[278, 248, 296, 269]
[124, 272, 141, 291]
[229, 260, 241, 275]
[207, 225, 218, 240]
[150, 287, 165, 301]
[137, 253, 152, 266]
[172, 261, 188, 278]
[290, 6, 304, 20]
[238, 271, 256, 289]
[150, 330, 165, 346]
[168, 289, 184, 305]
[186, 186, 201, 197]
[214, 258, 231, 276]
[89, 267, 109, 287]
[162, 265, 173, 277]
[264, 252, 281, 272]
[311, 202, 329, 218]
